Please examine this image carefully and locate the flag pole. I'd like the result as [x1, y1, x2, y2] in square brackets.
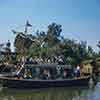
[24, 20, 32, 34]
[24, 20, 28, 34]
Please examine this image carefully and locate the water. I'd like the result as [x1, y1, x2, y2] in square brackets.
[0, 83, 100, 100]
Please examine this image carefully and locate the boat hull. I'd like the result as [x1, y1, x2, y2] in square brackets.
[0, 76, 91, 89]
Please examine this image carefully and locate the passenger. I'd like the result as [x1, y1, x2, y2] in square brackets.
[76, 65, 80, 77]
[24, 69, 32, 79]
[42, 69, 51, 80]
[79, 64, 84, 76]
[74, 67, 77, 77]
[47, 59, 51, 63]
[29, 57, 33, 62]
[74, 65, 80, 77]
[15, 64, 24, 79]
[63, 69, 68, 79]
[15, 64, 21, 73]
[39, 57, 44, 64]
[21, 56, 26, 64]
[58, 56, 64, 65]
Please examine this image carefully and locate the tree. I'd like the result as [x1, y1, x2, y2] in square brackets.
[14, 32, 34, 56]
[46, 22, 62, 46]
[97, 41, 100, 48]
[87, 46, 94, 58]
[13, 22, 95, 65]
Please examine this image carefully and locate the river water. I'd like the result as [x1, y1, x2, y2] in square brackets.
[0, 83, 100, 100]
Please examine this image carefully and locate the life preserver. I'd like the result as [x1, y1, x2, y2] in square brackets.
[56, 65, 61, 71]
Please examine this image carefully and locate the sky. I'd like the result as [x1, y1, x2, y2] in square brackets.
[0, 0, 100, 52]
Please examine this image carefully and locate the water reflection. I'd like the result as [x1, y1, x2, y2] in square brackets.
[0, 83, 100, 100]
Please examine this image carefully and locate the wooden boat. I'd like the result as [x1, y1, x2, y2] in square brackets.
[0, 64, 91, 88]
[0, 76, 90, 88]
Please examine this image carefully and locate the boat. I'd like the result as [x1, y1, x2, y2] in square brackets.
[0, 64, 91, 88]
[0, 76, 90, 89]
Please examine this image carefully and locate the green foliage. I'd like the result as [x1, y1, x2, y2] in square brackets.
[14, 22, 96, 65]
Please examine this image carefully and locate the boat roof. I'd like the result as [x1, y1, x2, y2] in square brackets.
[24, 64, 73, 69]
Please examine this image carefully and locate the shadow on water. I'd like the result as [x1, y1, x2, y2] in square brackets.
[0, 83, 100, 100]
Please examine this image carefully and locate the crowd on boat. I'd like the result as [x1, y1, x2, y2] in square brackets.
[12, 56, 93, 80]
[18, 55, 66, 65]
[0, 53, 98, 80]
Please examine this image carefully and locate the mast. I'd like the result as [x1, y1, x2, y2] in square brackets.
[24, 20, 32, 34]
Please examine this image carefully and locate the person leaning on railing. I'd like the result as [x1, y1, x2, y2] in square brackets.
[24, 69, 32, 79]
[81, 64, 92, 76]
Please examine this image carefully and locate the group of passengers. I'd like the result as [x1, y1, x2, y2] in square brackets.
[14, 64, 32, 79]
[18, 56, 65, 65]
[14, 55, 92, 80]
[14, 64, 83, 80]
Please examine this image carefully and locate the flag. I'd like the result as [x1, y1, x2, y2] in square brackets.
[11, 29, 17, 34]
[24, 20, 32, 33]
[26, 20, 32, 27]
